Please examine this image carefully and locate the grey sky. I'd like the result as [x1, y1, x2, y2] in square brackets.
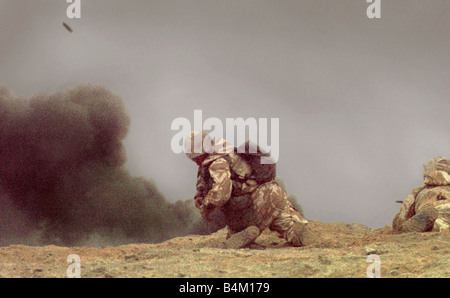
[1, 0, 449, 228]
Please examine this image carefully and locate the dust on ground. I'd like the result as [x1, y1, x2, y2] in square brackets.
[0, 220, 448, 278]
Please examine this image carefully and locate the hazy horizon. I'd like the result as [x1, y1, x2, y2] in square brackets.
[1, 0, 450, 229]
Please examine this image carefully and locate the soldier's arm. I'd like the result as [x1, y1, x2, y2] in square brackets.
[194, 168, 207, 208]
[204, 157, 232, 208]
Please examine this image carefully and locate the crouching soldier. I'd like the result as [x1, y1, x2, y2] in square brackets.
[393, 156, 450, 233]
[185, 131, 311, 248]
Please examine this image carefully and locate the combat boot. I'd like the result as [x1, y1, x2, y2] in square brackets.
[224, 226, 260, 249]
[288, 222, 316, 247]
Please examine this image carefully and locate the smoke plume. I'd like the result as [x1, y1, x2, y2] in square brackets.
[0, 85, 203, 246]
[0, 85, 305, 246]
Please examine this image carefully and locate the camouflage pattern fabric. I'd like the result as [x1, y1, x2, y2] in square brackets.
[434, 203, 450, 231]
[269, 200, 309, 246]
[393, 156, 450, 232]
[186, 131, 308, 246]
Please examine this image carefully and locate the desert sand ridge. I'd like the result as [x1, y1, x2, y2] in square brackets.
[0, 220, 449, 278]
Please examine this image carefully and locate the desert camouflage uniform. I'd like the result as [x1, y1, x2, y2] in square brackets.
[186, 131, 308, 246]
[393, 156, 450, 232]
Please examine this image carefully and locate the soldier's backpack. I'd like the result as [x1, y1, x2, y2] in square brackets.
[197, 141, 276, 192]
[230, 141, 277, 185]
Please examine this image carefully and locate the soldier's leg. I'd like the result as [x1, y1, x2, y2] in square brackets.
[269, 201, 310, 247]
[251, 181, 287, 230]
[251, 182, 315, 247]
[224, 226, 260, 249]
[399, 206, 439, 233]
[223, 182, 286, 249]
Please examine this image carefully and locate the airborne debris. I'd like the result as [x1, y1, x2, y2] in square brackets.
[63, 22, 73, 33]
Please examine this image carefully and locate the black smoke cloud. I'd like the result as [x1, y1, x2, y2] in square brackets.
[0, 85, 220, 246]
[0, 84, 308, 246]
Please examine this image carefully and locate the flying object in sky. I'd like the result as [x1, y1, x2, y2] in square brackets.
[63, 22, 73, 33]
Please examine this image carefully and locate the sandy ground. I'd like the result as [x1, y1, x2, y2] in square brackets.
[0, 220, 449, 278]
